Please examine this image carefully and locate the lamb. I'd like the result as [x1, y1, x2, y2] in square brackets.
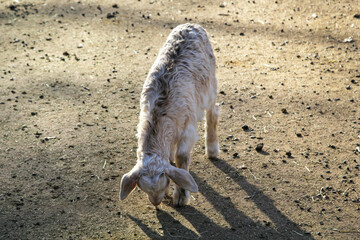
[120, 23, 219, 207]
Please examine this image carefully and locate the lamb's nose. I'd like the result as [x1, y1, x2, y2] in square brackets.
[152, 200, 161, 206]
[150, 198, 162, 206]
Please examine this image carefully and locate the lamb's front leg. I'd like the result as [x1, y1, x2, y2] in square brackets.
[173, 127, 197, 207]
[166, 144, 176, 197]
[173, 152, 191, 206]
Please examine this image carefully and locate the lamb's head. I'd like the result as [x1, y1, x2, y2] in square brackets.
[138, 170, 170, 206]
[120, 156, 198, 206]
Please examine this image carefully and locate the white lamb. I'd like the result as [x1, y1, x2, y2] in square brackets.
[120, 23, 219, 207]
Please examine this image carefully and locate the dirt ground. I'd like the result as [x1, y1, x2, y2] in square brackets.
[1, 0, 359, 239]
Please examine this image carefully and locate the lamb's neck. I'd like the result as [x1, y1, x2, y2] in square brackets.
[137, 122, 175, 162]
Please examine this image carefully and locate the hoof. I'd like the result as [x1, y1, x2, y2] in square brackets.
[172, 186, 190, 207]
[206, 142, 219, 159]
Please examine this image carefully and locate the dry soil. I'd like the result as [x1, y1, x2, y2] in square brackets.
[1, 0, 360, 239]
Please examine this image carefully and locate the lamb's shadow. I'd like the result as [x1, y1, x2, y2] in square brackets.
[177, 173, 286, 240]
[129, 198, 269, 240]
[130, 158, 314, 239]
[129, 206, 226, 239]
[203, 157, 315, 239]
[128, 211, 199, 239]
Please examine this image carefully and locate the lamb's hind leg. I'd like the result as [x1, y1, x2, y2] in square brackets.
[173, 125, 197, 207]
[205, 105, 219, 159]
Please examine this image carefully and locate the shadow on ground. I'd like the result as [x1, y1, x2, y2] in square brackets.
[130, 157, 313, 240]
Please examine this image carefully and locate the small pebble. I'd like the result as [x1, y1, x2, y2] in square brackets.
[242, 125, 249, 131]
[256, 143, 264, 152]
[343, 37, 354, 43]
[107, 13, 116, 19]
[237, 164, 247, 169]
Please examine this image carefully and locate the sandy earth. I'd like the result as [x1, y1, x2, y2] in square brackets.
[1, 0, 360, 239]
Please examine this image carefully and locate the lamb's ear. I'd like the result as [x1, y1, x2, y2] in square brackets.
[120, 164, 141, 200]
[165, 164, 198, 193]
